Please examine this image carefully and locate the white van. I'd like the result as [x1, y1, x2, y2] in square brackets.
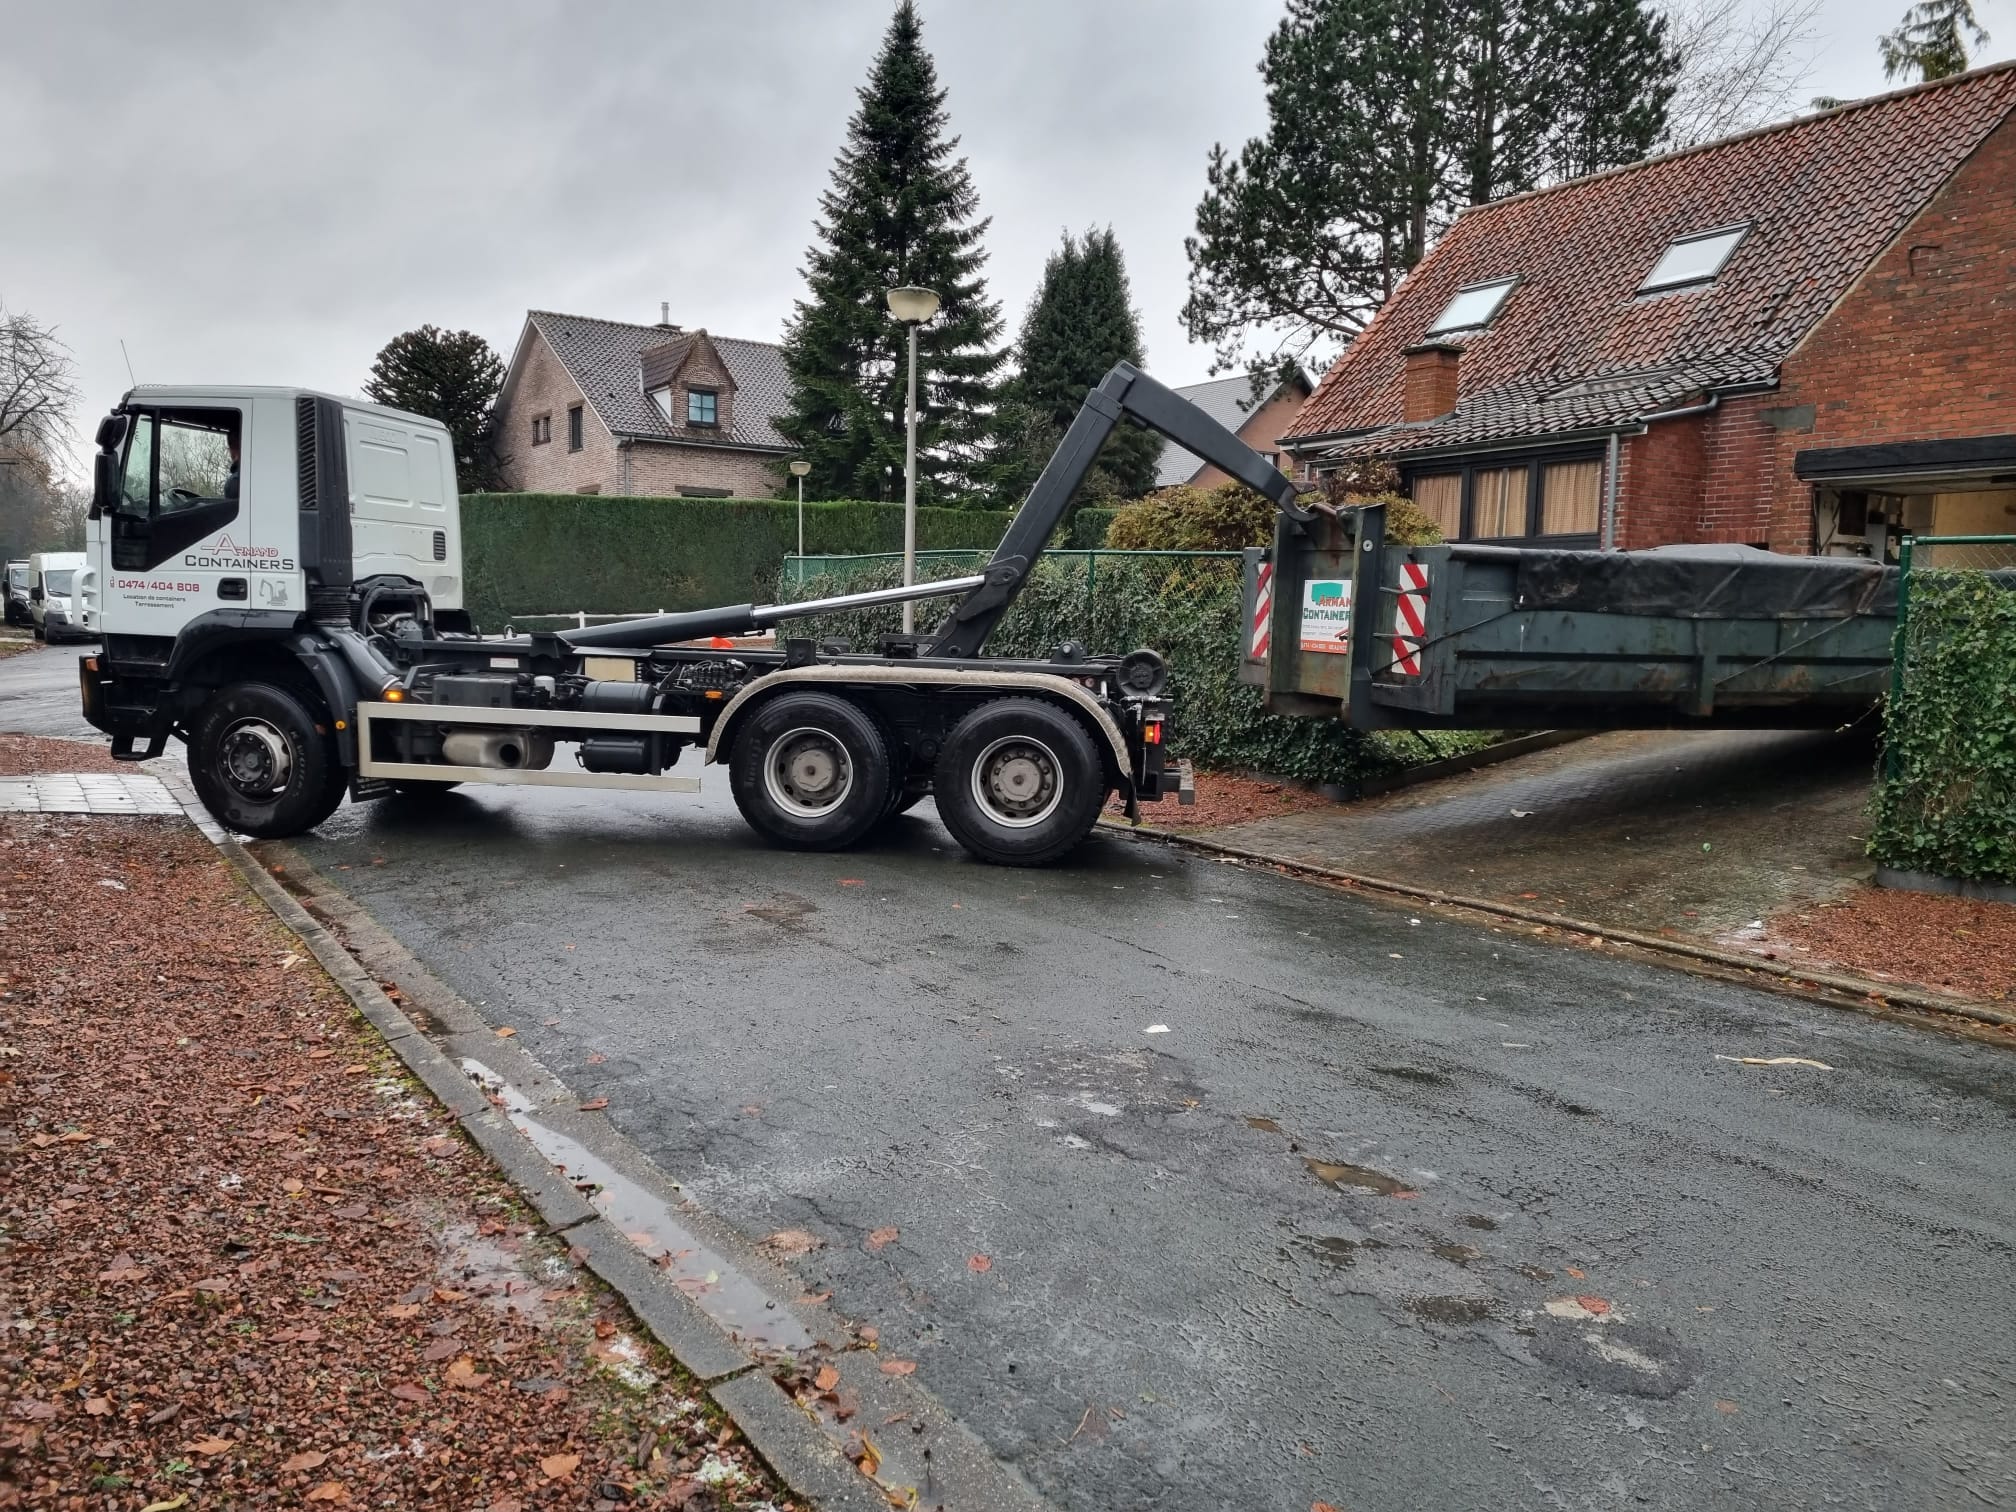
[29, 551, 90, 643]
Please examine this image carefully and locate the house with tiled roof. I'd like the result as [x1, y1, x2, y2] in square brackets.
[495, 309, 792, 498]
[1281, 61, 2016, 556]
[1154, 369, 1314, 489]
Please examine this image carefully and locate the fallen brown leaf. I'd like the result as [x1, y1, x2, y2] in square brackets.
[383, 1303, 422, 1320]
[1565, 1267, 1586, 1279]
[865, 1226, 899, 1251]
[762, 1228, 824, 1256]
[968, 1254, 992, 1273]
[814, 1365, 840, 1392]
[444, 1357, 489, 1389]
[432, 1288, 467, 1303]
[494, 1026, 517, 1038]
[282, 1450, 329, 1472]
[1574, 1296, 1611, 1316]
[98, 1253, 146, 1283]
[84, 1397, 111, 1416]
[188, 1437, 233, 1455]
[307, 1048, 334, 1060]
[305, 1482, 348, 1502]
[578, 1098, 609, 1112]
[1715, 1399, 1740, 1415]
[389, 1383, 431, 1403]
[540, 1452, 581, 1481]
[423, 1337, 461, 1362]
[282, 1177, 305, 1194]
[879, 1359, 917, 1376]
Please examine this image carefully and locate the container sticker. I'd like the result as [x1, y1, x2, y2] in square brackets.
[1300, 578, 1352, 654]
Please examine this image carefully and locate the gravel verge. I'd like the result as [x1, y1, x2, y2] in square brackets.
[1764, 885, 2016, 1004]
[0, 811, 793, 1511]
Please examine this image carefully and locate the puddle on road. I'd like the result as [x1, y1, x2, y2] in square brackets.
[1462, 1215, 1499, 1231]
[1299, 1235, 1387, 1269]
[1408, 1295, 1492, 1325]
[1372, 1066, 1453, 1088]
[460, 1059, 815, 1355]
[1431, 1241, 1483, 1266]
[1304, 1157, 1418, 1197]
[1246, 1116, 1282, 1133]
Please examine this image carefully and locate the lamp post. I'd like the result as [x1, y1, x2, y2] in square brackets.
[885, 284, 941, 632]
[789, 459, 811, 565]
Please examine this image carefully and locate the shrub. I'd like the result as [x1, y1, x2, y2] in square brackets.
[1101, 482, 1444, 552]
[1870, 568, 2016, 885]
[458, 493, 1013, 629]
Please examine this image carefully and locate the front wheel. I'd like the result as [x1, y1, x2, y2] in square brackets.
[932, 698, 1108, 866]
[189, 682, 347, 838]
[728, 691, 893, 852]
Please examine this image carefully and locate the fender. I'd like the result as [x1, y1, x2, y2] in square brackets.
[704, 665, 1134, 779]
[163, 608, 303, 682]
[287, 630, 364, 767]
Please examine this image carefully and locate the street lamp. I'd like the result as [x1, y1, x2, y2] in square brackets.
[885, 284, 941, 632]
[789, 459, 811, 563]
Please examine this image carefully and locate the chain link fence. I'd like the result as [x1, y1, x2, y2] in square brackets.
[1873, 532, 2016, 887]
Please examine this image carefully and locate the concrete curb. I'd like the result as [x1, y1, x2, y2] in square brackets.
[1106, 817, 2016, 1034]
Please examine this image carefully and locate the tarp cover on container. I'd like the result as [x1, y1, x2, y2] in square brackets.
[1495, 544, 1899, 620]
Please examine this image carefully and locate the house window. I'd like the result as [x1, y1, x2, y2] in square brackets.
[567, 404, 583, 452]
[1425, 277, 1517, 336]
[1413, 473, 1462, 537]
[531, 414, 551, 446]
[1407, 449, 1605, 544]
[1472, 466, 1529, 538]
[1541, 459, 1603, 536]
[687, 389, 718, 427]
[1639, 225, 1747, 293]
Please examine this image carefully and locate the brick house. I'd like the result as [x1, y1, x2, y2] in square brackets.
[1280, 62, 2016, 558]
[1154, 369, 1314, 489]
[495, 310, 793, 498]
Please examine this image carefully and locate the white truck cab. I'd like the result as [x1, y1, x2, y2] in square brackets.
[29, 551, 89, 643]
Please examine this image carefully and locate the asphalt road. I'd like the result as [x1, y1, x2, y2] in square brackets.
[9, 642, 2016, 1511]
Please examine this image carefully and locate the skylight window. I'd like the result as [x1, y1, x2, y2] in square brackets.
[1426, 277, 1517, 335]
[1639, 226, 1748, 293]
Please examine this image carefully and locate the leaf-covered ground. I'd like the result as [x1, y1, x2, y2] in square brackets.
[0, 802, 792, 1511]
[1763, 885, 2016, 1005]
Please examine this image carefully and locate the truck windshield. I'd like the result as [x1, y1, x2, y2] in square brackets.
[44, 571, 74, 595]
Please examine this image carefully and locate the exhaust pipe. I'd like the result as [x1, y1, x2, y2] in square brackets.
[441, 730, 554, 770]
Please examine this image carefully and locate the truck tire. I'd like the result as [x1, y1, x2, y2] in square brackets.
[728, 690, 893, 852]
[189, 682, 347, 839]
[932, 697, 1107, 866]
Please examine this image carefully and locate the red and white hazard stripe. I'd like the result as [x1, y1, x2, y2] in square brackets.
[1249, 560, 1274, 659]
[1391, 561, 1429, 677]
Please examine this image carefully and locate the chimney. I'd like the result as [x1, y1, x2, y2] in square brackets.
[1402, 342, 1463, 423]
[660, 301, 670, 325]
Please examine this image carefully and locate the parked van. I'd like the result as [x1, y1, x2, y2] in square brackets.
[3, 559, 29, 627]
[29, 551, 90, 643]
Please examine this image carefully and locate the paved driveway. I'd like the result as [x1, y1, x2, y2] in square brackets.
[7, 643, 2014, 1511]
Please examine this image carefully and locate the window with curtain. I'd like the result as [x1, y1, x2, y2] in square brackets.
[1472, 466, 1528, 538]
[1413, 473, 1462, 538]
[1541, 459, 1602, 536]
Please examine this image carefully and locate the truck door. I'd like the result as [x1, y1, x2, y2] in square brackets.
[101, 403, 301, 636]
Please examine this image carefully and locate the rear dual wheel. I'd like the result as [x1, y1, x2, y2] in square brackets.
[728, 691, 893, 852]
[933, 698, 1107, 867]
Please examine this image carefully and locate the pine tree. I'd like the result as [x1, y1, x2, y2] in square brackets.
[1184, 0, 1678, 373]
[779, 2, 1005, 506]
[1880, 0, 1988, 82]
[363, 326, 507, 492]
[992, 228, 1160, 510]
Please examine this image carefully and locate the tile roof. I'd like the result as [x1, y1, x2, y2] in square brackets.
[1290, 61, 2016, 462]
[1155, 371, 1307, 486]
[523, 311, 793, 451]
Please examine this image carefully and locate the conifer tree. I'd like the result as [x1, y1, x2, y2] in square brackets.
[779, 2, 1005, 504]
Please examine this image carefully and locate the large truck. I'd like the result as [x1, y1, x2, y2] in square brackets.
[75, 366, 1298, 865]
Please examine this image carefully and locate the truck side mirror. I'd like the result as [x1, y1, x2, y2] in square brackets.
[29, 585, 43, 603]
[92, 451, 118, 518]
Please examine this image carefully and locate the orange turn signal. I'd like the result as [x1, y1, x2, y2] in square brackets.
[383, 687, 406, 702]
[1142, 721, 1163, 745]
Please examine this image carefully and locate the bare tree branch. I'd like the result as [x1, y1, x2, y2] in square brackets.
[1664, 0, 1825, 149]
[0, 300, 81, 463]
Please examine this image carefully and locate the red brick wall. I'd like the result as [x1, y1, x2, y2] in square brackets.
[1615, 416, 1706, 549]
[1760, 110, 2016, 549]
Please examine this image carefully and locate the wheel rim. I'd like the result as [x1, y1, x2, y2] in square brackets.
[763, 726, 854, 818]
[218, 717, 294, 799]
[969, 734, 1063, 829]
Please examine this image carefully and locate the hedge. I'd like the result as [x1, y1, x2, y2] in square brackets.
[1870, 568, 2016, 885]
[1068, 508, 1120, 548]
[775, 555, 1483, 786]
[457, 493, 1013, 629]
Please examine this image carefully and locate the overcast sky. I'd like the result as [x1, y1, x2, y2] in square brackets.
[3, 0, 2010, 473]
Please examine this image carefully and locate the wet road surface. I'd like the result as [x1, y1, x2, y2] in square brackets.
[7, 643, 2015, 1510]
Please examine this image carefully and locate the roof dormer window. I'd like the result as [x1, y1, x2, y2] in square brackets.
[1639, 225, 1748, 294]
[1426, 277, 1517, 336]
